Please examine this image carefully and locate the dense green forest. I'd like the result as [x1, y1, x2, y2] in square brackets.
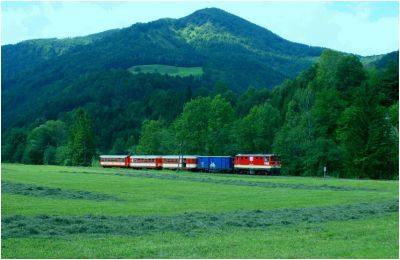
[2, 49, 398, 179]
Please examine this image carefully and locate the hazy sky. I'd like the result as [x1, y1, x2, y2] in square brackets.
[1, 1, 399, 56]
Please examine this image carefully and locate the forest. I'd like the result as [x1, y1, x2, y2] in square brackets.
[2, 49, 398, 179]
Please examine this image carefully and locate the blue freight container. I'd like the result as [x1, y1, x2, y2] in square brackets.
[197, 156, 234, 172]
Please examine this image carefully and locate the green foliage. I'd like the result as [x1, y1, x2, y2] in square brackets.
[1, 11, 398, 180]
[337, 81, 398, 179]
[206, 95, 235, 154]
[110, 138, 127, 155]
[22, 120, 67, 165]
[136, 120, 175, 155]
[174, 96, 212, 154]
[273, 49, 398, 179]
[170, 95, 235, 155]
[66, 108, 96, 166]
[235, 86, 271, 117]
[235, 102, 280, 153]
[2, 128, 27, 163]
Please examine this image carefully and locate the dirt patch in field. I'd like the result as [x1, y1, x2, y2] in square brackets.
[68, 170, 380, 192]
[1, 181, 121, 202]
[2, 199, 397, 239]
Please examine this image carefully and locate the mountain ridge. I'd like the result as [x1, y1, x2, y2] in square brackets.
[2, 8, 325, 91]
[2, 7, 398, 133]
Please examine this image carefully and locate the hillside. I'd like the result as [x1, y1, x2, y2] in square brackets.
[2, 7, 328, 132]
[2, 8, 324, 93]
[2, 8, 398, 175]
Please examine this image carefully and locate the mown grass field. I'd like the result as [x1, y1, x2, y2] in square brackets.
[128, 64, 203, 77]
[1, 163, 399, 258]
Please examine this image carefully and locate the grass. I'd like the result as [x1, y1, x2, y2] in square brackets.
[2, 180, 120, 201]
[1, 163, 399, 258]
[2, 214, 398, 258]
[128, 64, 203, 77]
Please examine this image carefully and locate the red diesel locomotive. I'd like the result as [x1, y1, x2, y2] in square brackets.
[234, 154, 281, 175]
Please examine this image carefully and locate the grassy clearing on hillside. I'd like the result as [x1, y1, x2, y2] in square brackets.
[128, 64, 203, 77]
[1, 163, 398, 258]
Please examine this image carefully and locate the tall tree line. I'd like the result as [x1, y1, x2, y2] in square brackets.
[133, 50, 398, 179]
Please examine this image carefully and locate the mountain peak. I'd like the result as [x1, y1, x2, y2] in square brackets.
[190, 7, 229, 16]
[180, 7, 246, 26]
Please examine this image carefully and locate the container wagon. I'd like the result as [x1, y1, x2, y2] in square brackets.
[197, 156, 234, 172]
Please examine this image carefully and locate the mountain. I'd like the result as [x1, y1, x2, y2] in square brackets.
[1, 8, 396, 134]
[2, 8, 324, 91]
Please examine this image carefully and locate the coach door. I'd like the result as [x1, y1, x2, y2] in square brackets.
[182, 158, 187, 168]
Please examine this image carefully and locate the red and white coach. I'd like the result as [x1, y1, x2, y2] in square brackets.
[100, 155, 130, 167]
[161, 155, 198, 170]
[129, 155, 163, 169]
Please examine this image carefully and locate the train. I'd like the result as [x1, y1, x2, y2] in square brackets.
[99, 154, 281, 175]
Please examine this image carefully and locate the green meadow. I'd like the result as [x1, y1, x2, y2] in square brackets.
[128, 64, 203, 77]
[1, 163, 399, 258]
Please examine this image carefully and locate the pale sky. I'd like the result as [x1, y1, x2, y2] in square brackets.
[1, 1, 399, 56]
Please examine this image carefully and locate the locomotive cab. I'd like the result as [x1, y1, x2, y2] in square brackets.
[234, 154, 281, 175]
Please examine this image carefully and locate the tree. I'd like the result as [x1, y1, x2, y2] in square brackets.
[236, 102, 280, 154]
[2, 128, 27, 163]
[273, 88, 314, 175]
[173, 97, 212, 154]
[111, 137, 127, 155]
[66, 108, 96, 166]
[335, 56, 365, 90]
[316, 49, 343, 89]
[136, 119, 175, 155]
[380, 62, 399, 106]
[235, 86, 271, 117]
[311, 88, 346, 138]
[206, 95, 234, 155]
[22, 120, 67, 164]
[335, 55, 365, 100]
[363, 106, 398, 179]
[337, 82, 377, 178]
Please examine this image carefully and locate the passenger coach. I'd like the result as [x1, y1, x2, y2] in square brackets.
[129, 155, 163, 169]
[99, 155, 130, 168]
[162, 155, 198, 170]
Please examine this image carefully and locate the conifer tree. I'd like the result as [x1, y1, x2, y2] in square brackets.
[67, 108, 96, 166]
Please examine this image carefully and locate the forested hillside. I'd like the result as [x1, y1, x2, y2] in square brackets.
[2, 8, 325, 132]
[2, 8, 398, 179]
[3, 48, 398, 179]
